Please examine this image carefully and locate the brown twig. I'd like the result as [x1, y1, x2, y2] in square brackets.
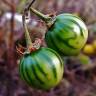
[6, 1, 16, 70]
[3, 0, 17, 95]
[2, 0, 14, 8]
[81, 63, 96, 71]
[73, 63, 96, 73]
[16, 46, 24, 56]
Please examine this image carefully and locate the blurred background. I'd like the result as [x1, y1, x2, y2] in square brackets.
[0, 0, 96, 96]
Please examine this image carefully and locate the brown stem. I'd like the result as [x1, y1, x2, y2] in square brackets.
[76, 63, 96, 72]
[6, 4, 15, 70]
[2, 0, 14, 8]
[5, 0, 17, 95]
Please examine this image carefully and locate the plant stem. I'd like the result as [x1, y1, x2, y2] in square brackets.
[6, 0, 16, 70]
[25, 0, 55, 27]
[30, 7, 52, 22]
[2, 0, 13, 8]
[22, 14, 33, 50]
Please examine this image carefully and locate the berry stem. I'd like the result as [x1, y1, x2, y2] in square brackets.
[22, 13, 33, 51]
[30, 7, 52, 22]
[30, 7, 56, 28]
[25, 0, 55, 27]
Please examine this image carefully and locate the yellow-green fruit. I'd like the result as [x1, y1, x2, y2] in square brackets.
[78, 54, 90, 65]
[83, 44, 95, 55]
[92, 40, 96, 50]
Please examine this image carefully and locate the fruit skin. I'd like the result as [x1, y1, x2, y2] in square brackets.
[78, 54, 90, 65]
[83, 44, 95, 55]
[45, 13, 88, 56]
[19, 47, 64, 90]
[92, 40, 96, 50]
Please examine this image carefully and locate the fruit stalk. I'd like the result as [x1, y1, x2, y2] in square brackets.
[25, 0, 55, 27]
[30, 7, 52, 22]
[22, 13, 33, 51]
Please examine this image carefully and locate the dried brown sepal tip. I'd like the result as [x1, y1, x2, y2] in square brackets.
[46, 12, 57, 28]
[29, 38, 43, 52]
[16, 46, 25, 56]
[16, 38, 43, 55]
[47, 11, 57, 17]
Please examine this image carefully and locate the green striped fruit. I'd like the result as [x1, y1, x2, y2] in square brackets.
[19, 47, 64, 90]
[45, 13, 88, 56]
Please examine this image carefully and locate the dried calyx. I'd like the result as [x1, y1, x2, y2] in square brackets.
[23, 10, 42, 53]
[17, 0, 56, 55]
[17, 1, 43, 55]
